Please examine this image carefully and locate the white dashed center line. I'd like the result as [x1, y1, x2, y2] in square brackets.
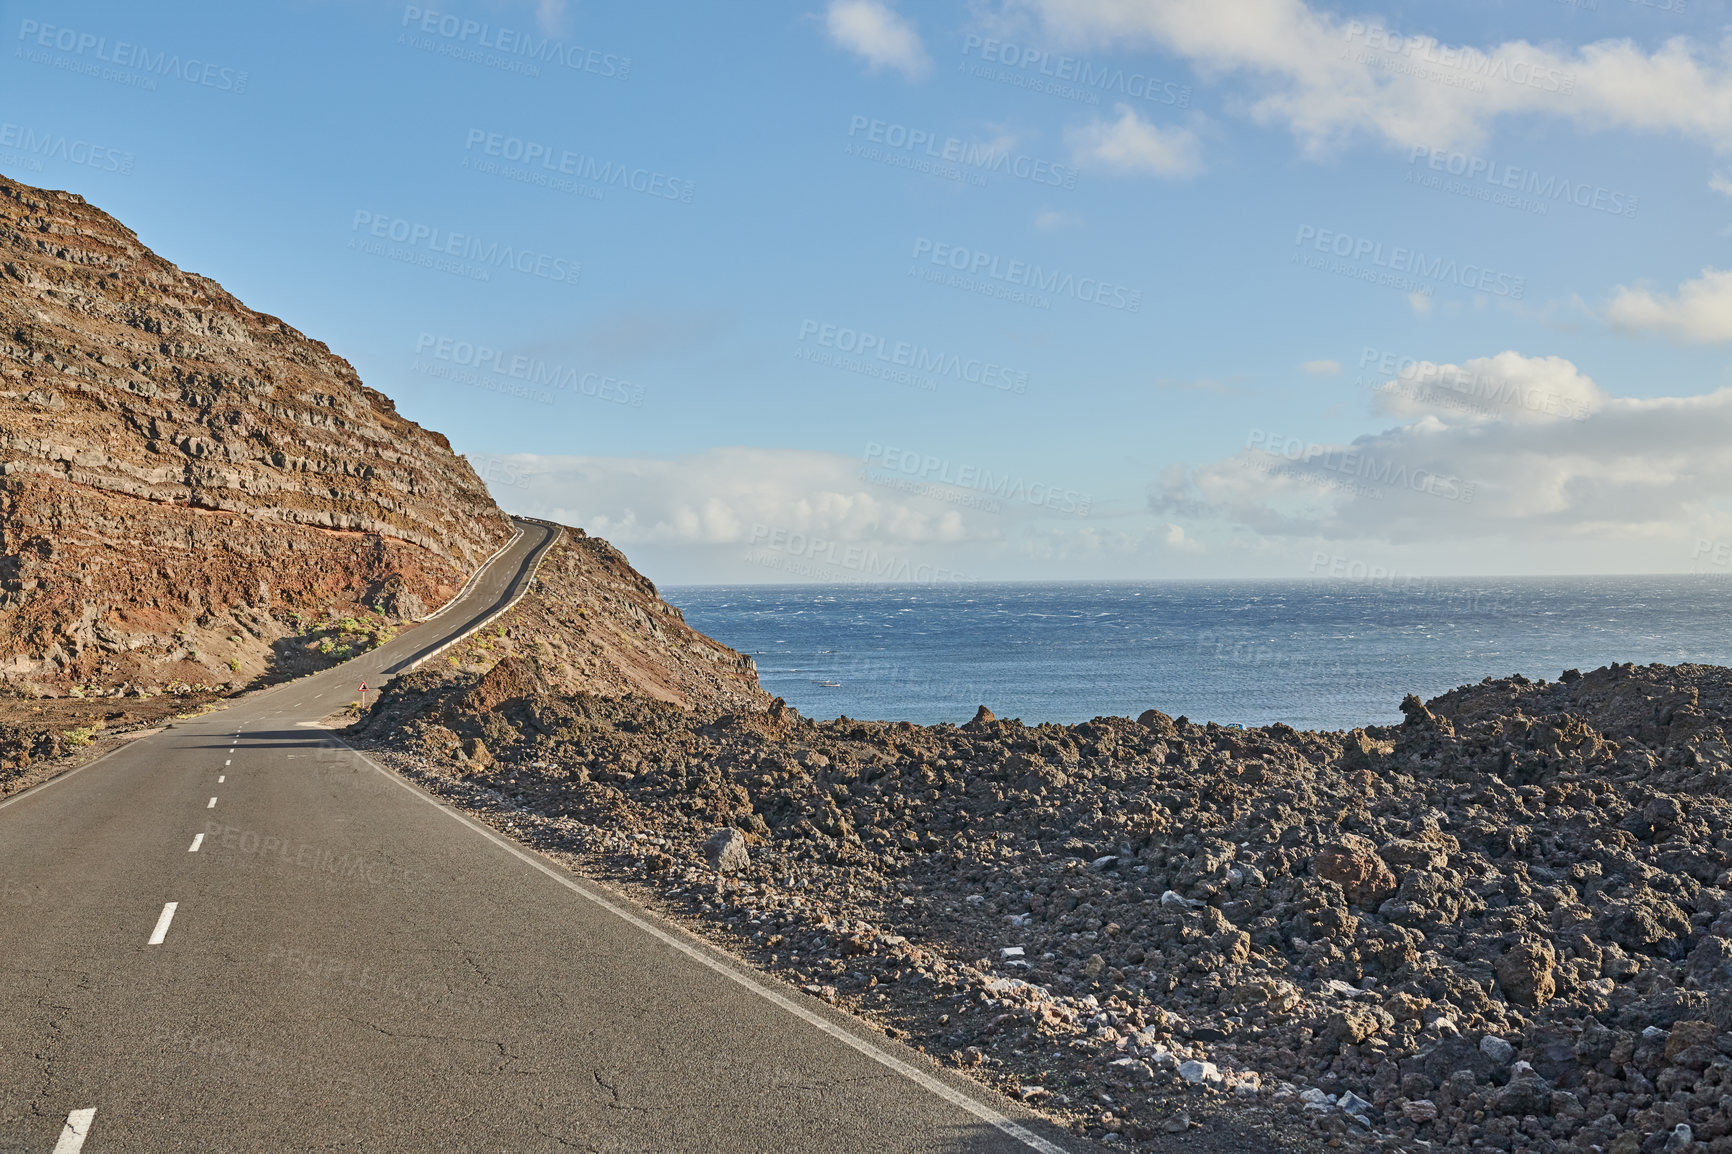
[188, 833, 204, 852]
[225, 759, 231, 766]
[50, 1107, 96, 1154]
[206, 797, 217, 808]
[147, 902, 178, 945]
[217, 775, 225, 783]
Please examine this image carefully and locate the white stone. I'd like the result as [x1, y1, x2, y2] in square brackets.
[703, 827, 749, 873]
[1000, 946, 1025, 959]
[1139, 1045, 1176, 1070]
[1337, 1090, 1373, 1116]
[1177, 1060, 1221, 1086]
[1479, 1034, 1515, 1065]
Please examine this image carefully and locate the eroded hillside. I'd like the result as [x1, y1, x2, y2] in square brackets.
[0, 174, 513, 692]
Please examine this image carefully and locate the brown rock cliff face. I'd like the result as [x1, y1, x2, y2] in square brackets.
[0, 174, 513, 691]
[420, 529, 769, 714]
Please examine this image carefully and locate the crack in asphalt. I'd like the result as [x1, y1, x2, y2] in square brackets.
[590, 1069, 652, 1115]
[343, 1016, 511, 1055]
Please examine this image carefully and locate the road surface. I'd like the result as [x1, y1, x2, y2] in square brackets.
[0, 518, 1083, 1153]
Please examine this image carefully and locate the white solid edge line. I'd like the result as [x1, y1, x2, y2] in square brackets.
[51, 1107, 96, 1154]
[188, 833, 204, 852]
[413, 523, 525, 625]
[399, 527, 560, 675]
[148, 902, 177, 945]
[342, 743, 1070, 1154]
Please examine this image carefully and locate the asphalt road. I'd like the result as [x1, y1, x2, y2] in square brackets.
[0, 518, 1084, 1153]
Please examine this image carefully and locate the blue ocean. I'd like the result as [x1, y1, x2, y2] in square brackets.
[665, 578, 1732, 731]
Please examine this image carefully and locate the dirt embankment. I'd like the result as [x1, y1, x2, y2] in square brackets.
[409, 529, 769, 716]
[354, 658, 1732, 1154]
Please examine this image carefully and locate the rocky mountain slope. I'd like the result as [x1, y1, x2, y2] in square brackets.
[0, 174, 513, 693]
[354, 660, 1732, 1154]
[398, 527, 768, 721]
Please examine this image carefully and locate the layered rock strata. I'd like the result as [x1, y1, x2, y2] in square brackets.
[0, 175, 512, 690]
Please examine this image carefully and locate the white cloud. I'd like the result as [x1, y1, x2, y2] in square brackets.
[824, 0, 930, 79]
[1163, 522, 1202, 552]
[1034, 208, 1081, 229]
[1153, 353, 1732, 555]
[1014, 523, 1204, 562]
[1371, 352, 1606, 424]
[534, 0, 565, 35]
[1407, 293, 1433, 316]
[999, 0, 1732, 155]
[469, 446, 1160, 581]
[1711, 172, 1732, 197]
[1066, 104, 1202, 177]
[1606, 267, 1732, 343]
[1301, 359, 1341, 375]
[488, 447, 972, 547]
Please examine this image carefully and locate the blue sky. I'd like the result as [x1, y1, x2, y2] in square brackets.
[6, 0, 1732, 583]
